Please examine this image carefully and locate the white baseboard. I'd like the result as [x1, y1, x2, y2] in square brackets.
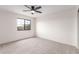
[0, 36, 35, 46]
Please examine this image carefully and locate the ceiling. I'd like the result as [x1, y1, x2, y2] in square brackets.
[0, 5, 76, 18]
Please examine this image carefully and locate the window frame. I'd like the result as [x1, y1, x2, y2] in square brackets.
[17, 18, 31, 31]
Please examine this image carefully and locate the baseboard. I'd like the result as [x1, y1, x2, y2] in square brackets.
[37, 36, 78, 49]
[0, 36, 35, 46]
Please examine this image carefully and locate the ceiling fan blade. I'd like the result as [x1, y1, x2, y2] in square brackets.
[24, 5, 31, 9]
[35, 6, 41, 10]
[23, 10, 31, 12]
[35, 11, 42, 13]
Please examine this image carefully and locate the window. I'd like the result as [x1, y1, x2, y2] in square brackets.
[17, 18, 31, 31]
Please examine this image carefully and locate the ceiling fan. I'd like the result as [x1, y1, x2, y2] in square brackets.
[23, 5, 42, 14]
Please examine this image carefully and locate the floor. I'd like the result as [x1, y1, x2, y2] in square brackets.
[0, 37, 79, 54]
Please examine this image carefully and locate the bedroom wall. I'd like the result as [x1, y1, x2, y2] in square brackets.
[36, 7, 78, 47]
[0, 9, 36, 44]
[77, 11, 79, 48]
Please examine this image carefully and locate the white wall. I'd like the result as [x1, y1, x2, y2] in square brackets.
[77, 12, 79, 48]
[0, 9, 36, 44]
[36, 7, 78, 47]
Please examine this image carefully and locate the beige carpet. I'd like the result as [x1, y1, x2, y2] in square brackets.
[0, 37, 79, 54]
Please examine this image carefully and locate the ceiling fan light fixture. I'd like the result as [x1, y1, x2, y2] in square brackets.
[31, 10, 35, 14]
